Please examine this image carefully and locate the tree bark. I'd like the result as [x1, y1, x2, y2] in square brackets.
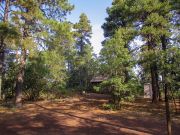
[148, 41, 159, 103]
[14, 7, 30, 107]
[164, 81, 172, 135]
[124, 69, 130, 83]
[0, 38, 5, 99]
[0, 0, 10, 99]
[150, 64, 158, 103]
[161, 35, 172, 135]
[15, 48, 26, 107]
[155, 64, 160, 100]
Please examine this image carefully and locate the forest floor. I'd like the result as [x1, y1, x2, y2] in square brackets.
[0, 93, 180, 135]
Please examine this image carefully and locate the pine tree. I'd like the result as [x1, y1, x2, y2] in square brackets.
[2, 0, 74, 106]
[74, 13, 92, 54]
[102, 0, 136, 83]
[131, 0, 171, 102]
[0, 0, 10, 99]
[72, 13, 93, 89]
[100, 28, 134, 80]
[132, 0, 173, 133]
[10, 0, 44, 106]
[102, 0, 135, 38]
[42, 21, 74, 90]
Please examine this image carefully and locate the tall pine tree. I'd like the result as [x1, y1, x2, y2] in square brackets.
[72, 13, 93, 89]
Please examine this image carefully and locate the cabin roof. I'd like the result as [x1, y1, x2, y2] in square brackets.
[90, 76, 108, 83]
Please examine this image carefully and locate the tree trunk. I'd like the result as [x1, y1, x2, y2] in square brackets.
[15, 6, 30, 107]
[124, 69, 130, 83]
[161, 35, 172, 135]
[155, 65, 160, 100]
[150, 64, 158, 103]
[3, 0, 9, 22]
[15, 49, 26, 107]
[0, 0, 10, 99]
[147, 39, 159, 103]
[0, 38, 5, 100]
[164, 82, 172, 135]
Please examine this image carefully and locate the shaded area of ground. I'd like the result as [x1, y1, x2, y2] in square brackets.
[0, 93, 179, 135]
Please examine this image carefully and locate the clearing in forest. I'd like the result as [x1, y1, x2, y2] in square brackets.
[0, 93, 179, 135]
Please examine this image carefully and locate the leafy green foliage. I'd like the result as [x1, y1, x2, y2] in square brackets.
[0, 0, 75, 102]
[102, 0, 135, 37]
[23, 56, 48, 100]
[127, 78, 143, 96]
[102, 103, 117, 110]
[0, 0, 179, 113]
[68, 13, 94, 89]
[101, 77, 134, 108]
[100, 28, 134, 78]
[2, 55, 17, 98]
[93, 86, 100, 93]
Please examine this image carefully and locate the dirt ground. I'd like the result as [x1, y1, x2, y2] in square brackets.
[0, 93, 179, 135]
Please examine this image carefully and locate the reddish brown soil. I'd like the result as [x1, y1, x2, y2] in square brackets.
[0, 93, 179, 135]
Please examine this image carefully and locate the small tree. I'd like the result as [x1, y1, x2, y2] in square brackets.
[101, 77, 133, 109]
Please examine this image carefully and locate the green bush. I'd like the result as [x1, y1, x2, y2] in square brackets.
[100, 77, 134, 109]
[93, 86, 100, 93]
[127, 79, 143, 97]
[102, 103, 116, 110]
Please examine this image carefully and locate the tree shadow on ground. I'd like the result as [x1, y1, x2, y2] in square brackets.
[0, 107, 152, 135]
[34, 103, 180, 135]
[0, 93, 180, 135]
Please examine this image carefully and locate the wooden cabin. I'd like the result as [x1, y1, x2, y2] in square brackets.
[90, 76, 108, 85]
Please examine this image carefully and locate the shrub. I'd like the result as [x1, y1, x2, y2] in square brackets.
[127, 79, 143, 97]
[102, 103, 116, 110]
[93, 86, 100, 93]
[100, 77, 134, 109]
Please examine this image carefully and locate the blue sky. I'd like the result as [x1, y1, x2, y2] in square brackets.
[67, 0, 112, 55]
